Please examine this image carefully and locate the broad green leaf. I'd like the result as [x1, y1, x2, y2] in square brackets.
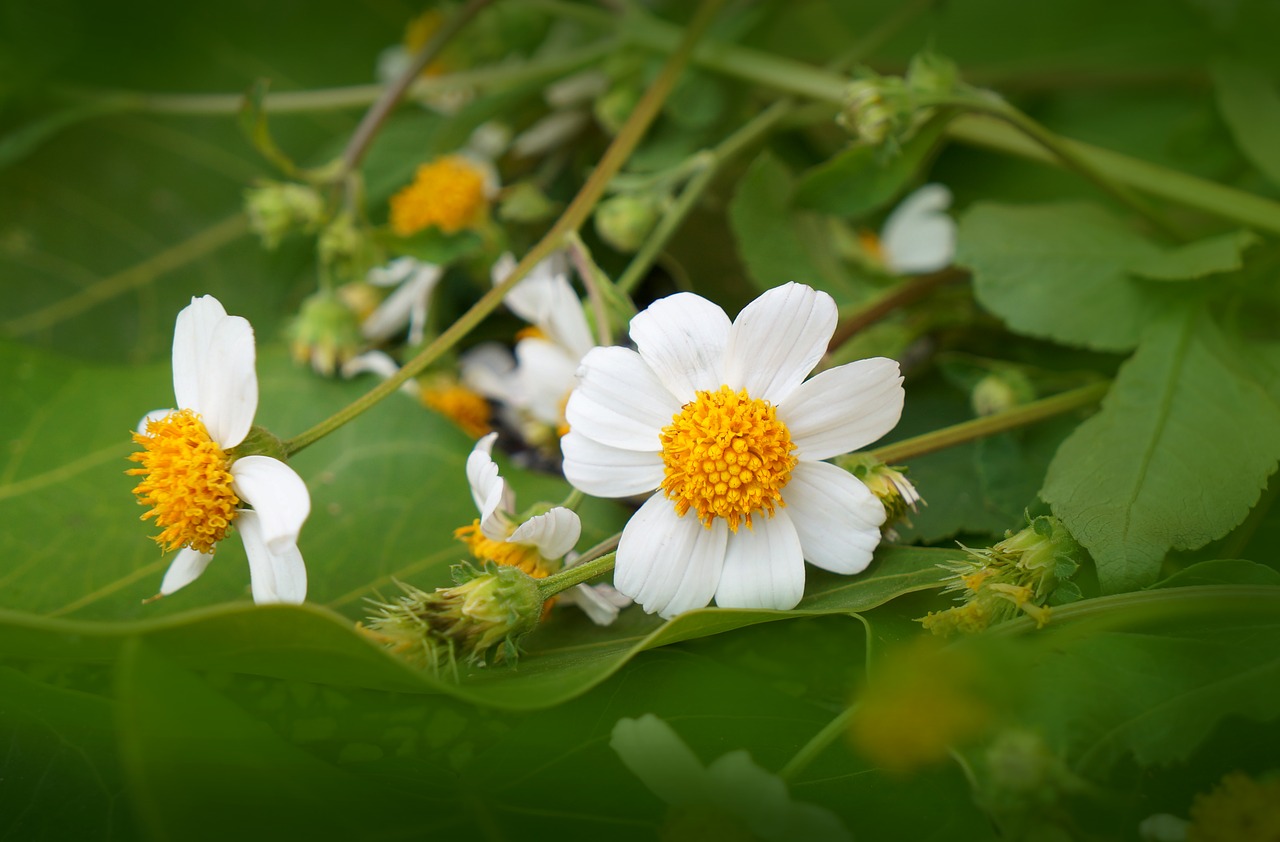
[955, 202, 1164, 351]
[729, 150, 863, 305]
[1150, 559, 1280, 589]
[1128, 229, 1260, 281]
[1211, 59, 1280, 188]
[794, 116, 948, 218]
[1042, 309, 1280, 592]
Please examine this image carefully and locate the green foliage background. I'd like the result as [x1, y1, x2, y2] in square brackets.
[3, 0, 1280, 839]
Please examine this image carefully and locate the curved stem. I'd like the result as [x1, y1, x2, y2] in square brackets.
[283, 0, 727, 456]
[869, 381, 1110, 465]
[341, 0, 493, 173]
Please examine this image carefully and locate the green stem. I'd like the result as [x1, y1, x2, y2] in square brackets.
[869, 381, 1110, 465]
[538, 552, 618, 600]
[341, 0, 492, 173]
[777, 705, 858, 782]
[283, 0, 727, 457]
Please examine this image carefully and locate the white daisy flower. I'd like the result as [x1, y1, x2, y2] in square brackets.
[611, 714, 852, 842]
[129, 295, 310, 604]
[877, 183, 956, 275]
[562, 282, 903, 617]
[363, 257, 444, 346]
[456, 433, 626, 624]
[490, 251, 595, 434]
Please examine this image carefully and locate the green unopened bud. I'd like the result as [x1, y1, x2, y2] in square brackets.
[594, 84, 641, 136]
[972, 369, 1035, 416]
[994, 516, 1080, 579]
[360, 563, 544, 675]
[906, 50, 959, 98]
[498, 181, 560, 224]
[245, 181, 325, 250]
[286, 289, 362, 376]
[318, 212, 376, 285]
[838, 79, 898, 146]
[836, 453, 923, 536]
[594, 192, 662, 253]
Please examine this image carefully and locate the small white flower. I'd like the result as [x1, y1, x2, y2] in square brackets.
[129, 296, 310, 604]
[363, 257, 444, 346]
[562, 282, 903, 617]
[611, 714, 852, 842]
[490, 251, 595, 432]
[459, 433, 623, 624]
[878, 183, 956, 274]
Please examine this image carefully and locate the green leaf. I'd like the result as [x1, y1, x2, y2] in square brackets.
[0, 99, 133, 171]
[1150, 558, 1280, 589]
[955, 202, 1164, 352]
[378, 227, 483, 266]
[1128, 229, 1260, 281]
[1042, 309, 1280, 592]
[729, 150, 862, 305]
[794, 117, 948, 218]
[1211, 59, 1280, 188]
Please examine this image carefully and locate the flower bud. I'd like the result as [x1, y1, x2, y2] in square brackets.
[971, 369, 1035, 416]
[594, 84, 641, 136]
[836, 453, 922, 536]
[594, 192, 662, 253]
[318, 212, 376, 286]
[360, 563, 545, 674]
[286, 289, 363, 376]
[244, 181, 325, 250]
[498, 181, 560, 224]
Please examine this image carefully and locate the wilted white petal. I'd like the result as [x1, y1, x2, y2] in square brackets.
[545, 69, 609, 109]
[465, 433, 514, 536]
[509, 506, 581, 560]
[629, 292, 730, 399]
[714, 510, 805, 610]
[159, 547, 215, 596]
[239, 510, 307, 604]
[783, 461, 884, 575]
[341, 351, 422, 399]
[362, 262, 443, 344]
[611, 715, 711, 807]
[366, 256, 419, 288]
[230, 456, 310, 554]
[467, 121, 511, 160]
[460, 342, 523, 406]
[559, 582, 630, 625]
[881, 184, 956, 275]
[782, 357, 904, 460]
[724, 282, 836, 405]
[512, 110, 589, 158]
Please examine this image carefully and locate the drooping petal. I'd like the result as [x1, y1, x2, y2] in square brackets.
[514, 337, 579, 426]
[172, 295, 258, 448]
[512, 110, 590, 158]
[629, 292, 730, 399]
[783, 461, 885, 575]
[564, 347, 680, 452]
[558, 582, 631, 625]
[611, 715, 711, 807]
[340, 351, 422, 399]
[714, 509, 805, 610]
[781, 357, 904, 460]
[230, 456, 311, 554]
[239, 510, 307, 604]
[366, 256, 418, 288]
[704, 751, 795, 842]
[460, 342, 522, 405]
[498, 251, 593, 357]
[509, 506, 581, 560]
[561, 432, 665, 497]
[880, 184, 955, 275]
[723, 283, 837, 405]
[159, 547, 215, 596]
[361, 262, 443, 344]
[465, 433, 514, 537]
[614, 493, 728, 618]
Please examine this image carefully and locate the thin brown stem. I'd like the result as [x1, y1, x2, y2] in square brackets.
[825, 269, 965, 361]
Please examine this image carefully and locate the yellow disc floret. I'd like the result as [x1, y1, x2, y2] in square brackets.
[659, 385, 798, 532]
[390, 156, 488, 237]
[454, 520, 557, 578]
[128, 409, 239, 554]
[423, 381, 493, 439]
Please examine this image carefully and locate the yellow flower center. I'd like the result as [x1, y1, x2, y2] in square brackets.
[423, 382, 492, 439]
[454, 520, 557, 578]
[390, 156, 488, 237]
[127, 409, 239, 554]
[659, 385, 798, 532]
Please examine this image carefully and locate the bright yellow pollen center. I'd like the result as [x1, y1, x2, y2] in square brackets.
[127, 409, 239, 554]
[454, 520, 557, 579]
[659, 386, 797, 532]
[423, 383, 492, 439]
[389, 156, 487, 237]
